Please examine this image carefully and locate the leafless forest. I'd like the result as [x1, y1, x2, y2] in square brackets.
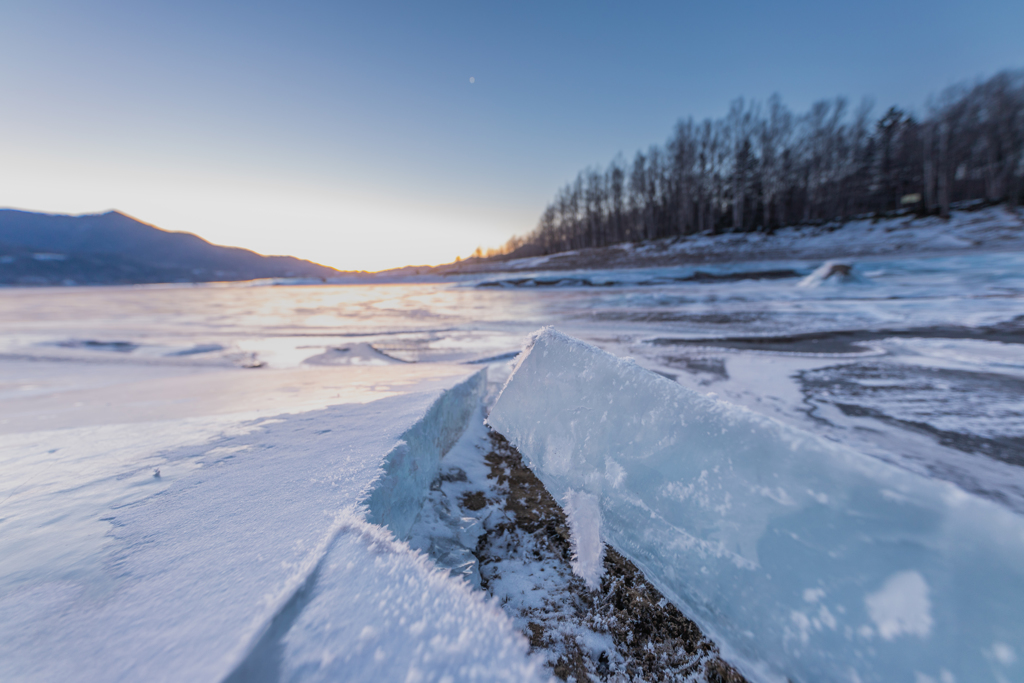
[505, 70, 1024, 256]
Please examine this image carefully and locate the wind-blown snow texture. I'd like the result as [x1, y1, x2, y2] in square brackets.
[487, 328, 1024, 683]
[0, 368, 546, 683]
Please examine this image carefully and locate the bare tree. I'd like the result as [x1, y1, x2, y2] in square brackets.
[757, 94, 793, 230]
[512, 70, 1024, 256]
[725, 98, 759, 231]
[668, 119, 697, 235]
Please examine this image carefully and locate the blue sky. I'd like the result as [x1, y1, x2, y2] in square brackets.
[2, 1, 1022, 270]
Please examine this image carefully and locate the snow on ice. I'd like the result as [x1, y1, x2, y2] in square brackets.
[487, 328, 1024, 683]
[0, 363, 545, 683]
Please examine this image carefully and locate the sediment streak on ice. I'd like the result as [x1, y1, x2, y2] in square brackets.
[486, 327, 1024, 683]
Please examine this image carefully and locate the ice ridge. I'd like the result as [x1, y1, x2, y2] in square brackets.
[223, 368, 544, 682]
[364, 369, 487, 540]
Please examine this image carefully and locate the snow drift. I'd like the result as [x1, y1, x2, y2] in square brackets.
[487, 328, 1024, 683]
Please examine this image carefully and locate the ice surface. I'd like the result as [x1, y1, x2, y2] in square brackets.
[235, 514, 541, 683]
[2, 218, 1022, 679]
[487, 328, 1024, 683]
[0, 364, 545, 683]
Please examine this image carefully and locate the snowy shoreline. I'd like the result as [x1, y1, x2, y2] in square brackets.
[431, 205, 1024, 277]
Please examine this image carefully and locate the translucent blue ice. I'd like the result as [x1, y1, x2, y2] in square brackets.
[488, 328, 1024, 683]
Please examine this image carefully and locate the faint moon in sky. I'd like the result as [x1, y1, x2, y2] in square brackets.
[469, 77, 475, 84]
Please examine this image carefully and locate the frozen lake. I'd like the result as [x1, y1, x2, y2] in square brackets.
[3, 249, 1022, 507]
[1, 248, 1023, 681]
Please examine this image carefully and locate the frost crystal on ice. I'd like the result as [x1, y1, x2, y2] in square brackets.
[563, 489, 605, 590]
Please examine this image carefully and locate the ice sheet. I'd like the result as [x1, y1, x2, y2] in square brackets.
[0, 364, 544, 683]
[1, 208, 1022, 681]
[487, 328, 1024, 683]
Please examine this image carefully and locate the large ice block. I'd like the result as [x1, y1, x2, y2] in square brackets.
[487, 328, 1024, 683]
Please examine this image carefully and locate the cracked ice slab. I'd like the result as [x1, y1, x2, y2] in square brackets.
[487, 327, 1024, 683]
[0, 363, 543, 683]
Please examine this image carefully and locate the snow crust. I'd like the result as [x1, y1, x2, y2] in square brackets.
[242, 514, 540, 683]
[0, 366, 545, 683]
[485, 205, 1024, 274]
[487, 328, 1024, 683]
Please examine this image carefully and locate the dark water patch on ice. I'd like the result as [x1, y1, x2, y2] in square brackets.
[651, 323, 1024, 354]
[799, 362, 1024, 467]
[464, 350, 520, 365]
[167, 343, 225, 356]
[680, 268, 801, 283]
[475, 269, 801, 289]
[660, 356, 729, 381]
[834, 403, 1024, 467]
[987, 314, 1024, 335]
[592, 311, 768, 325]
[477, 276, 616, 288]
[54, 339, 138, 352]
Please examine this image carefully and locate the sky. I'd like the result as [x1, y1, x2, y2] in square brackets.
[1, 1, 1023, 272]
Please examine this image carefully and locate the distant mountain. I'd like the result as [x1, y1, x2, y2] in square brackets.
[0, 209, 349, 285]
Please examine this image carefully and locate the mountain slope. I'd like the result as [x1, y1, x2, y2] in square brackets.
[0, 209, 346, 285]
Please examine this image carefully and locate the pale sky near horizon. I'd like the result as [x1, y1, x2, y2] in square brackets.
[2, 1, 1023, 271]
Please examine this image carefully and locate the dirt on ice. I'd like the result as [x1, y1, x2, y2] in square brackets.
[409, 421, 747, 683]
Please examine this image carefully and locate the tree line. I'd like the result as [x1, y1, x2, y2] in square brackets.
[499, 70, 1024, 256]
